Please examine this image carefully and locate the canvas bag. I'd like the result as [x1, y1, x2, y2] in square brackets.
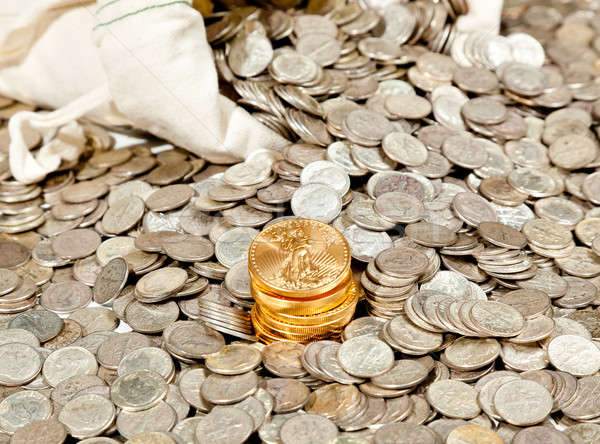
[0, 0, 287, 184]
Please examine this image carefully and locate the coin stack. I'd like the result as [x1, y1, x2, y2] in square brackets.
[248, 218, 359, 343]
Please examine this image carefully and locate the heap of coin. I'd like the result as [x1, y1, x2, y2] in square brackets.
[248, 218, 359, 343]
[3, 0, 600, 442]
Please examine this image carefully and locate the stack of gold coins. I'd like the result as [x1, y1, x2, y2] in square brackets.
[248, 218, 359, 343]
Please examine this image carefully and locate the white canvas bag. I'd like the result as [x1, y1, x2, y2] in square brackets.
[0, 0, 287, 184]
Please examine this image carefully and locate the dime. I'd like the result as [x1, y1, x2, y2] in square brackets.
[375, 247, 429, 278]
[469, 301, 525, 337]
[58, 394, 115, 438]
[337, 336, 394, 378]
[51, 374, 106, 406]
[280, 414, 338, 444]
[405, 222, 457, 247]
[452, 192, 497, 227]
[291, 183, 342, 222]
[0, 342, 41, 386]
[97, 332, 153, 370]
[93, 257, 128, 305]
[371, 359, 428, 389]
[201, 371, 258, 404]
[10, 420, 67, 444]
[263, 378, 310, 413]
[549, 135, 597, 170]
[125, 300, 179, 333]
[41, 281, 93, 314]
[317, 344, 364, 384]
[564, 423, 600, 443]
[382, 133, 428, 167]
[446, 425, 503, 444]
[42, 346, 98, 387]
[512, 426, 571, 444]
[548, 334, 600, 376]
[205, 344, 262, 375]
[102, 197, 145, 235]
[163, 235, 214, 262]
[195, 407, 254, 444]
[51, 229, 101, 260]
[215, 227, 258, 268]
[163, 321, 225, 359]
[0, 269, 21, 296]
[374, 192, 424, 224]
[117, 347, 174, 379]
[115, 402, 176, 439]
[443, 337, 500, 371]
[374, 422, 438, 444]
[478, 222, 527, 249]
[300, 160, 350, 196]
[9, 309, 63, 342]
[493, 379, 552, 426]
[0, 241, 30, 269]
[136, 267, 187, 301]
[0, 391, 52, 433]
[111, 369, 167, 411]
[426, 380, 480, 419]
[263, 342, 307, 378]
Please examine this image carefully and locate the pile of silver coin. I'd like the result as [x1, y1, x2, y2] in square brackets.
[2, 0, 600, 442]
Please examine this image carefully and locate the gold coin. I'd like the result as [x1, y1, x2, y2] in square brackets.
[248, 218, 351, 298]
[253, 310, 347, 338]
[256, 280, 359, 327]
[251, 309, 344, 343]
[251, 270, 353, 316]
[251, 286, 358, 342]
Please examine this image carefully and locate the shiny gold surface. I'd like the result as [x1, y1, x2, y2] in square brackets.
[251, 270, 353, 316]
[256, 280, 359, 325]
[251, 278, 358, 342]
[248, 218, 351, 298]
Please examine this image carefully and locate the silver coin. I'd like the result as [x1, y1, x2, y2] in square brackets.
[195, 406, 254, 444]
[110, 369, 168, 411]
[58, 394, 115, 439]
[201, 371, 258, 405]
[291, 183, 342, 223]
[42, 346, 98, 387]
[337, 336, 394, 378]
[215, 227, 259, 268]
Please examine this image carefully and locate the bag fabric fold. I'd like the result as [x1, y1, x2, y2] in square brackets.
[0, 0, 287, 184]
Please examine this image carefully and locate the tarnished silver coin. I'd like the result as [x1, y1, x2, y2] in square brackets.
[201, 371, 258, 405]
[8, 309, 63, 342]
[195, 406, 254, 444]
[110, 369, 168, 411]
[205, 344, 262, 375]
[280, 413, 338, 444]
[263, 341, 307, 378]
[58, 394, 115, 439]
[117, 347, 174, 379]
[93, 257, 128, 304]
